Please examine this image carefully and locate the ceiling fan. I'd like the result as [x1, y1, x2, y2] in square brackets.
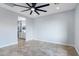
[12, 3, 50, 15]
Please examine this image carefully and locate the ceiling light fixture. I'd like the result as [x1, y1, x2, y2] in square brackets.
[31, 8, 35, 11]
[54, 3, 60, 10]
[56, 7, 60, 10]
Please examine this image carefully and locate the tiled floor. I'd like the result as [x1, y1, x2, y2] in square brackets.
[0, 40, 78, 56]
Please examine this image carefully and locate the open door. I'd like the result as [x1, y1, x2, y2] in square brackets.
[18, 16, 26, 49]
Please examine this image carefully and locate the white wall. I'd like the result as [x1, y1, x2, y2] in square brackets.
[75, 4, 79, 54]
[0, 7, 33, 48]
[26, 17, 34, 41]
[33, 10, 75, 46]
[0, 7, 17, 48]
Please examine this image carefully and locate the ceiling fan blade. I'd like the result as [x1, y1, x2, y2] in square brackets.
[36, 4, 49, 8]
[26, 3, 31, 7]
[12, 3, 29, 8]
[21, 8, 30, 12]
[36, 8, 47, 12]
[35, 10, 40, 15]
[30, 11, 33, 15]
[32, 3, 36, 7]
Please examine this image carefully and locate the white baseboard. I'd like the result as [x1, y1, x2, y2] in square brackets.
[50, 41, 74, 47]
[0, 39, 74, 49]
[31, 39, 74, 47]
[0, 42, 17, 48]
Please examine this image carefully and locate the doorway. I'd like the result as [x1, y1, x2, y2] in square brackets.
[17, 16, 26, 49]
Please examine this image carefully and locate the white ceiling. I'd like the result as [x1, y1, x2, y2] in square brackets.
[0, 3, 77, 18]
